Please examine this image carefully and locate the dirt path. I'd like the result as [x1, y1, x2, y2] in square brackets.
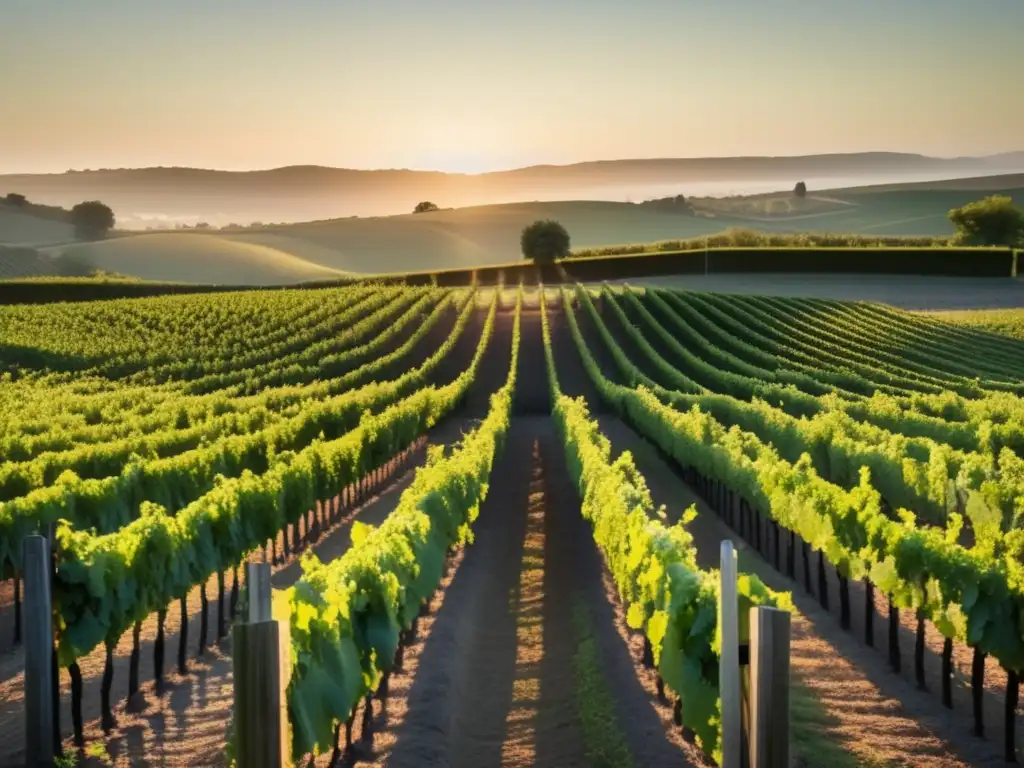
[594, 415, 1011, 768]
[359, 417, 696, 767]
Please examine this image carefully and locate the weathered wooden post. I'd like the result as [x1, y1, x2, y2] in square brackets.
[749, 606, 791, 768]
[24, 535, 54, 767]
[233, 562, 288, 768]
[720, 541, 742, 768]
[246, 562, 272, 624]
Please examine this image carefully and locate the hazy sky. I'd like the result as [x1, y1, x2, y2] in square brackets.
[1, 0, 1022, 174]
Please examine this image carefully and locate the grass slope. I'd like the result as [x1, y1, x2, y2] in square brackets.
[0, 208, 76, 246]
[257, 201, 730, 273]
[690, 184, 1024, 235]
[41, 233, 348, 286]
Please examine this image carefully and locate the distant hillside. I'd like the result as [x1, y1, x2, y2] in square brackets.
[3, 152, 1023, 226]
[825, 173, 1024, 194]
[2, 171, 1021, 285]
[41, 233, 348, 286]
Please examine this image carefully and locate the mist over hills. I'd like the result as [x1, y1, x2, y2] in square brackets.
[2, 151, 1023, 228]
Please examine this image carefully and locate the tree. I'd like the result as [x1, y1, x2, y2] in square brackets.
[521, 220, 570, 263]
[793, 181, 807, 198]
[71, 201, 115, 240]
[948, 195, 1024, 247]
[3, 193, 27, 207]
[414, 201, 439, 214]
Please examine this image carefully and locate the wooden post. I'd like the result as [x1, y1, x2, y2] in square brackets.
[23, 535, 55, 767]
[719, 541, 742, 768]
[247, 563, 272, 623]
[233, 561, 288, 768]
[232, 621, 288, 768]
[749, 606, 791, 768]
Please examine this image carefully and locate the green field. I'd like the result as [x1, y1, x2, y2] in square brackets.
[1, 174, 1021, 284]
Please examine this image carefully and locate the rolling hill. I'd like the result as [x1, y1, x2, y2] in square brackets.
[3, 152, 1023, 226]
[41, 233, 348, 285]
[1, 172, 1020, 285]
[0, 208, 75, 246]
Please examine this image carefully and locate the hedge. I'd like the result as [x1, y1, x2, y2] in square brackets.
[385, 246, 1016, 287]
[0, 276, 356, 305]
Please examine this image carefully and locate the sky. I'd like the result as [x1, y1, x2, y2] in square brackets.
[1, 0, 1022, 175]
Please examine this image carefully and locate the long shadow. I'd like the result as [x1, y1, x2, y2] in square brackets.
[535, 423, 697, 768]
[0, 342, 97, 376]
[376, 420, 533, 768]
[548, 304, 618, 402]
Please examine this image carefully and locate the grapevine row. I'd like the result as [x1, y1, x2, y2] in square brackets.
[0, 289, 476, 576]
[561, 285, 1024, 681]
[541, 286, 789, 763]
[266, 288, 522, 762]
[597, 286, 1024, 539]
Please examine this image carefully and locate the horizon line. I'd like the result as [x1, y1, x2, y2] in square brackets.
[3, 149, 1023, 178]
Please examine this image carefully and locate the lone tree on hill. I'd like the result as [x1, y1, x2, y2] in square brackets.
[413, 201, 439, 213]
[948, 195, 1024, 247]
[71, 200, 115, 240]
[3, 193, 27, 207]
[521, 220, 571, 263]
[793, 181, 807, 198]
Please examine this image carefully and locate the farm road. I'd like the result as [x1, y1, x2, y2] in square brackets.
[612, 273, 1024, 310]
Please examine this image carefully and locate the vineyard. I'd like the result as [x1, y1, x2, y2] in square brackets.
[1, 282, 1024, 767]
